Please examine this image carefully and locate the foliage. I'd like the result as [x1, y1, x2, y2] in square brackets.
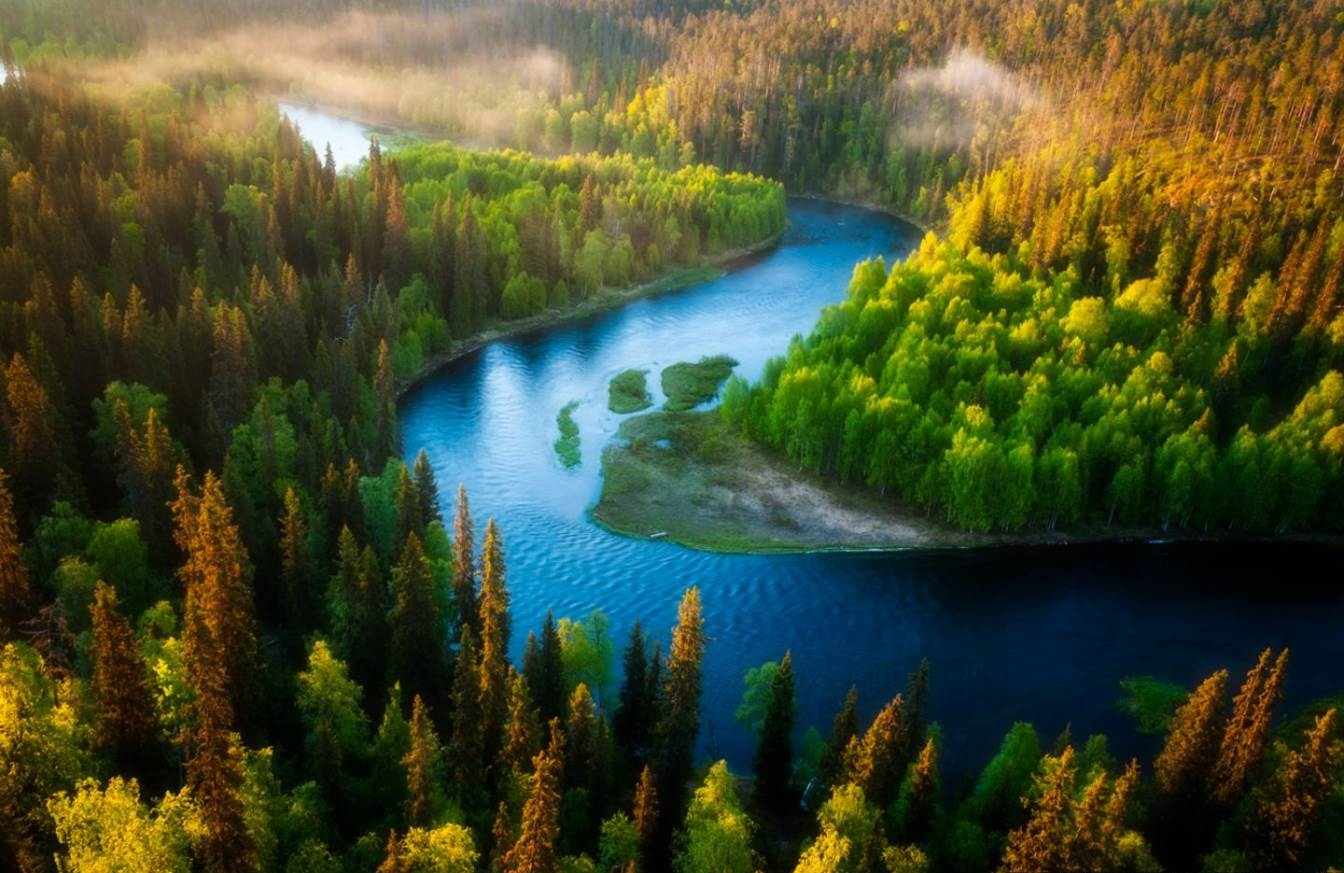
[553, 402, 581, 469]
[608, 369, 652, 414]
[661, 356, 739, 412]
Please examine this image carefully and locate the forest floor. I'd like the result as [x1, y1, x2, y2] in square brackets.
[395, 232, 785, 400]
[591, 410, 982, 551]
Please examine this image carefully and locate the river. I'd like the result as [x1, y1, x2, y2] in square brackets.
[289, 104, 1344, 785]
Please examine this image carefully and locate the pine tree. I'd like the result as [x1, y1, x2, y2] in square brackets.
[753, 650, 797, 811]
[404, 694, 446, 828]
[413, 450, 441, 526]
[817, 686, 858, 797]
[89, 581, 157, 756]
[894, 736, 939, 844]
[527, 611, 566, 725]
[173, 466, 258, 873]
[653, 586, 705, 829]
[843, 693, 907, 809]
[490, 800, 515, 873]
[0, 469, 34, 640]
[632, 764, 658, 854]
[479, 519, 511, 763]
[503, 720, 565, 873]
[563, 682, 599, 848]
[1212, 648, 1288, 805]
[279, 487, 311, 631]
[903, 659, 930, 763]
[1154, 669, 1228, 797]
[452, 484, 478, 638]
[3, 353, 59, 505]
[449, 625, 485, 805]
[388, 533, 445, 713]
[394, 465, 424, 548]
[504, 670, 542, 776]
[1249, 708, 1342, 869]
[615, 621, 652, 761]
[998, 746, 1076, 873]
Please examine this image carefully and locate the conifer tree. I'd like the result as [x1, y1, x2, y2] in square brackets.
[490, 800, 515, 873]
[817, 686, 859, 797]
[413, 450, 441, 526]
[449, 625, 486, 805]
[615, 620, 652, 761]
[1249, 708, 1342, 869]
[1154, 669, 1228, 797]
[452, 484, 478, 639]
[388, 532, 445, 713]
[503, 720, 565, 873]
[843, 693, 907, 810]
[173, 466, 258, 873]
[753, 650, 797, 811]
[279, 486, 311, 630]
[529, 611, 566, 725]
[1212, 648, 1288, 804]
[479, 519, 511, 762]
[89, 581, 157, 756]
[653, 586, 705, 830]
[504, 670, 542, 776]
[998, 746, 1076, 873]
[404, 694, 446, 828]
[563, 682, 600, 849]
[394, 465, 424, 548]
[632, 764, 658, 855]
[903, 659, 930, 762]
[894, 736, 939, 844]
[0, 469, 34, 640]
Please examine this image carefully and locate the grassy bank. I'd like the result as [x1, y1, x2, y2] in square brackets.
[592, 410, 974, 552]
[395, 232, 784, 401]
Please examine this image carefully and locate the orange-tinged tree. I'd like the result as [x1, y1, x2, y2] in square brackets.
[502, 720, 565, 873]
[89, 581, 158, 755]
[0, 469, 34, 639]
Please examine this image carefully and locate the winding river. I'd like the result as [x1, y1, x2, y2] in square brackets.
[288, 105, 1344, 783]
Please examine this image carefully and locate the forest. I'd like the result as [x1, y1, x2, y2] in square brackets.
[3, 0, 1344, 870]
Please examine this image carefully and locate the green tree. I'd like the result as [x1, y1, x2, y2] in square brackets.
[47, 777, 195, 873]
[753, 651, 798, 812]
[674, 761, 755, 873]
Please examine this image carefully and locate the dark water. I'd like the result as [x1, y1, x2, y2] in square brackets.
[397, 199, 1344, 782]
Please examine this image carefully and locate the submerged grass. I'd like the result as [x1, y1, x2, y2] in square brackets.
[608, 369, 652, 414]
[554, 401, 581, 468]
[661, 354, 739, 411]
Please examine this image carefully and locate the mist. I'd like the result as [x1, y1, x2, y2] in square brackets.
[68, 8, 574, 148]
[888, 48, 1041, 152]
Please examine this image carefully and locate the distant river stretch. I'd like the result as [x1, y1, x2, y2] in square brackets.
[289, 104, 1344, 781]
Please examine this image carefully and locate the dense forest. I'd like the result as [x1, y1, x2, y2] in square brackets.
[3, 0, 1344, 871]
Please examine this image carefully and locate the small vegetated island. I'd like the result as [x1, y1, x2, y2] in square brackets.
[553, 401, 581, 468]
[607, 369, 652, 414]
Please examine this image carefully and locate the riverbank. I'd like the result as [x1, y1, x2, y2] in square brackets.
[592, 410, 979, 551]
[395, 231, 785, 399]
[592, 410, 1344, 554]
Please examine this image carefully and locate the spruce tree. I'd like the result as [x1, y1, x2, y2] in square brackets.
[503, 670, 542, 776]
[449, 625, 485, 807]
[279, 486, 311, 631]
[998, 746, 1076, 873]
[894, 736, 939, 844]
[903, 659, 930, 762]
[632, 764, 658, 855]
[412, 450, 441, 526]
[0, 469, 34, 640]
[452, 484, 478, 639]
[404, 694, 446, 828]
[388, 532, 445, 713]
[1212, 648, 1288, 805]
[753, 650, 797, 812]
[89, 581, 158, 757]
[1154, 669, 1228, 797]
[843, 693, 907, 810]
[614, 621, 651, 761]
[653, 587, 705, 831]
[1249, 708, 1342, 869]
[503, 720, 565, 873]
[534, 611, 566, 724]
[478, 519, 511, 763]
[394, 465, 424, 548]
[817, 686, 859, 798]
[490, 800, 515, 873]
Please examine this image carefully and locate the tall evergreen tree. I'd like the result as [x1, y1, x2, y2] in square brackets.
[503, 670, 542, 777]
[478, 519, 511, 763]
[893, 736, 939, 844]
[653, 587, 705, 832]
[449, 625, 485, 809]
[388, 533, 445, 713]
[404, 694, 446, 828]
[452, 484, 478, 639]
[615, 620, 652, 762]
[0, 469, 34, 640]
[1249, 708, 1342, 870]
[753, 650, 797, 812]
[88, 581, 158, 757]
[632, 764, 658, 859]
[817, 686, 859, 799]
[279, 486, 311, 631]
[1154, 669, 1228, 797]
[998, 746, 1076, 873]
[528, 611, 566, 725]
[843, 693, 907, 810]
[412, 450, 441, 526]
[1212, 648, 1288, 805]
[503, 720, 565, 873]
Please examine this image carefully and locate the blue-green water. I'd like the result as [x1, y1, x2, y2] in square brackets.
[292, 104, 1344, 782]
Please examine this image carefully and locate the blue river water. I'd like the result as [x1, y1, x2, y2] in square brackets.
[288, 105, 1344, 785]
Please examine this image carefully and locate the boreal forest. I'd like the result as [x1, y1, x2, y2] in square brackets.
[1, 0, 1343, 872]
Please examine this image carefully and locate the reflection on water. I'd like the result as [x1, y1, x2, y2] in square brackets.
[283, 102, 1344, 780]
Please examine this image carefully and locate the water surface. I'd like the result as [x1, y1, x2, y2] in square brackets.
[298, 104, 1344, 783]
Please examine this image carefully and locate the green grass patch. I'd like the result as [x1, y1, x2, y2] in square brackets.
[553, 401, 581, 468]
[608, 369, 652, 414]
[661, 355, 739, 412]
